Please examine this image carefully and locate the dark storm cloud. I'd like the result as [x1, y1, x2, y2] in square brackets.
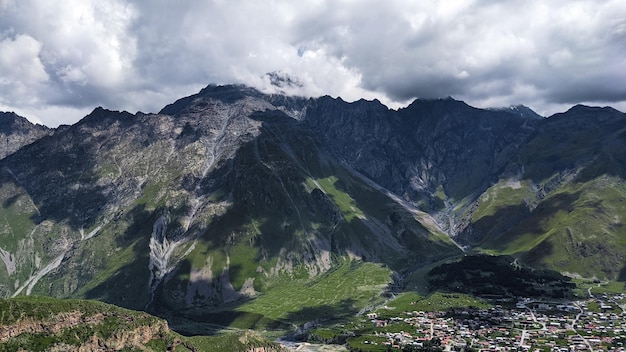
[0, 0, 624, 126]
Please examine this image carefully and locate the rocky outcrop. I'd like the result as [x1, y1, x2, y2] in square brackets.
[0, 308, 171, 351]
[0, 312, 103, 341]
[0, 296, 288, 351]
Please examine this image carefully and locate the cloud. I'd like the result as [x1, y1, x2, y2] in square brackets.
[288, 0, 626, 110]
[0, 0, 137, 124]
[0, 34, 49, 105]
[0, 0, 625, 126]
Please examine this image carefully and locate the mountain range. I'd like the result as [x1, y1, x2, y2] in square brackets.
[0, 84, 624, 334]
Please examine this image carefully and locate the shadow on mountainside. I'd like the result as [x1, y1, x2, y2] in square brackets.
[618, 264, 626, 283]
[77, 202, 285, 336]
[462, 203, 532, 247]
[81, 203, 155, 310]
[284, 299, 358, 325]
[427, 253, 575, 299]
[0, 141, 108, 231]
[0, 111, 135, 232]
[467, 191, 583, 252]
[520, 107, 626, 185]
[303, 95, 541, 207]
[468, 188, 626, 279]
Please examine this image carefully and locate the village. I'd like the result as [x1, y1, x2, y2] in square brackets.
[333, 293, 626, 352]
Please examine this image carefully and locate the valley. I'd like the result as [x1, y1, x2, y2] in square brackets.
[0, 84, 624, 350]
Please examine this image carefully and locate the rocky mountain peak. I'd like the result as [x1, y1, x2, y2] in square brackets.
[562, 104, 624, 117]
[0, 111, 52, 160]
[0, 111, 46, 133]
[403, 96, 470, 111]
[158, 84, 308, 120]
[489, 105, 544, 119]
[76, 106, 136, 126]
[265, 71, 303, 89]
[547, 104, 625, 127]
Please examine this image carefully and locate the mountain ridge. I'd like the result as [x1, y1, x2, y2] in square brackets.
[0, 84, 624, 336]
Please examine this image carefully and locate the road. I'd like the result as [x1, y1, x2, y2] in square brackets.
[570, 303, 594, 352]
[277, 340, 348, 351]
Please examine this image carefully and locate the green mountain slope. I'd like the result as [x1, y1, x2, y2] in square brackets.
[463, 106, 626, 279]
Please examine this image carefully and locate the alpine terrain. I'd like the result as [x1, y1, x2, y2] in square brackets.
[0, 84, 624, 347]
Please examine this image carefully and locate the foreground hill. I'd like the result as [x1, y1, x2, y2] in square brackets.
[0, 296, 284, 351]
[0, 84, 624, 333]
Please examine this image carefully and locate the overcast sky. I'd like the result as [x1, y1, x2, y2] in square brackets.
[1, 0, 625, 127]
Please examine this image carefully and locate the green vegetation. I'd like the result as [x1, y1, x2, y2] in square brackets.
[184, 331, 286, 352]
[0, 296, 169, 351]
[592, 281, 626, 294]
[74, 237, 142, 295]
[306, 290, 483, 351]
[473, 175, 626, 281]
[238, 260, 392, 324]
[0, 296, 285, 352]
[4, 89, 626, 352]
[0, 182, 44, 289]
[471, 179, 533, 223]
[311, 176, 365, 221]
[573, 278, 626, 297]
[377, 292, 489, 317]
[1, 296, 113, 323]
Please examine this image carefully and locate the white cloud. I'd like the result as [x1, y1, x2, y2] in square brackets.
[0, 34, 49, 106]
[0, 0, 137, 124]
[57, 65, 87, 85]
[0, 0, 624, 126]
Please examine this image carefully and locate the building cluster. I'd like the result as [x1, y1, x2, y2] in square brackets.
[354, 293, 626, 351]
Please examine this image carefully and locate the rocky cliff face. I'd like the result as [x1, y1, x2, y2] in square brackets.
[0, 112, 52, 160]
[302, 96, 539, 234]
